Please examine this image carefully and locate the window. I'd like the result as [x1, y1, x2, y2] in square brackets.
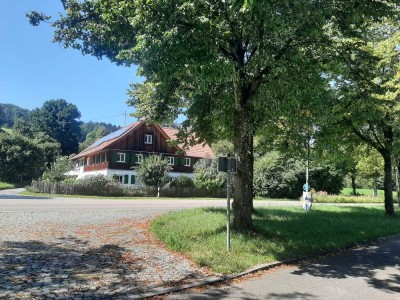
[144, 134, 153, 144]
[136, 154, 143, 164]
[184, 158, 191, 166]
[116, 175, 123, 183]
[167, 156, 174, 166]
[117, 152, 126, 162]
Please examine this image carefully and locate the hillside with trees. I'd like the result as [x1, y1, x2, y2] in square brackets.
[0, 100, 121, 182]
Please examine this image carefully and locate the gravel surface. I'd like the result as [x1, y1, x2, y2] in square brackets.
[0, 210, 214, 299]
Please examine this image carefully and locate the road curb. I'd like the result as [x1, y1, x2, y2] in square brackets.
[133, 233, 400, 299]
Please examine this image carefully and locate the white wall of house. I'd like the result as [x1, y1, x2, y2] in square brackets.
[75, 168, 193, 186]
[76, 169, 107, 179]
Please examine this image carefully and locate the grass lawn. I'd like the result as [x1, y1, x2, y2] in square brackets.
[151, 206, 400, 274]
[0, 182, 16, 190]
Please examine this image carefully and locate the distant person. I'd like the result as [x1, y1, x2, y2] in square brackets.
[302, 183, 313, 211]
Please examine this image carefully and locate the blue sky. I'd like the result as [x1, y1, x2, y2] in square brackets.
[0, 1, 142, 126]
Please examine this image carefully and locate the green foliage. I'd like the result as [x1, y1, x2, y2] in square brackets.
[41, 156, 74, 182]
[254, 152, 301, 199]
[33, 132, 61, 167]
[28, 0, 396, 229]
[0, 182, 16, 190]
[0, 103, 30, 128]
[193, 159, 225, 190]
[30, 99, 81, 155]
[151, 206, 400, 274]
[314, 194, 382, 204]
[0, 133, 45, 182]
[169, 176, 195, 188]
[136, 155, 171, 187]
[211, 140, 234, 157]
[75, 175, 124, 196]
[254, 152, 344, 198]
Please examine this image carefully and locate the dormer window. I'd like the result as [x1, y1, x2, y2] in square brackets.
[144, 134, 153, 144]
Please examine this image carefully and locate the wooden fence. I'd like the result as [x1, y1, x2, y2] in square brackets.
[31, 180, 226, 198]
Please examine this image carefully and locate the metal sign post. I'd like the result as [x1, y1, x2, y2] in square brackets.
[227, 167, 231, 252]
[218, 155, 236, 252]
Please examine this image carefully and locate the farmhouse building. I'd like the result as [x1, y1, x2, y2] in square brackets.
[71, 121, 214, 185]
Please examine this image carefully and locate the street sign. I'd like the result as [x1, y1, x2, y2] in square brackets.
[218, 156, 237, 173]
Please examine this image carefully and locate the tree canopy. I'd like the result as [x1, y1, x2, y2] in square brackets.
[30, 99, 81, 155]
[28, 0, 397, 229]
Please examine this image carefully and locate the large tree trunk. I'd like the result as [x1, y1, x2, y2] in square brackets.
[382, 152, 395, 216]
[351, 174, 356, 195]
[396, 162, 400, 207]
[232, 103, 254, 231]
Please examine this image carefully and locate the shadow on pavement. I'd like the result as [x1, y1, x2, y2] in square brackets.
[0, 237, 148, 298]
[266, 292, 317, 299]
[292, 239, 400, 294]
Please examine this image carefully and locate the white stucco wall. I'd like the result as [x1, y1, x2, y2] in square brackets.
[75, 168, 193, 186]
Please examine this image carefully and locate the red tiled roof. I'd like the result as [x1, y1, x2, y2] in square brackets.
[161, 127, 214, 158]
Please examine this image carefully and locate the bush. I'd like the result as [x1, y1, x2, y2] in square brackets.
[193, 159, 225, 190]
[136, 155, 171, 187]
[41, 156, 74, 182]
[75, 175, 124, 196]
[254, 152, 345, 198]
[169, 176, 195, 187]
[254, 152, 302, 199]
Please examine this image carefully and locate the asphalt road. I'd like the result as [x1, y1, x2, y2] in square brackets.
[0, 188, 302, 212]
[0, 188, 381, 212]
[168, 237, 400, 300]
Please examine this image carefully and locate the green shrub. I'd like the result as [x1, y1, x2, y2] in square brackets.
[193, 159, 225, 190]
[42, 156, 74, 182]
[136, 155, 171, 187]
[254, 152, 302, 199]
[313, 194, 381, 203]
[75, 175, 124, 196]
[169, 176, 195, 187]
[254, 152, 344, 198]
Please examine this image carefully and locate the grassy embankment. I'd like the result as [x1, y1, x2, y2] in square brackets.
[0, 182, 16, 190]
[151, 206, 400, 274]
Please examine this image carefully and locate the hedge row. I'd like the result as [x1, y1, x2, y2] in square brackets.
[30, 180, 226, 198]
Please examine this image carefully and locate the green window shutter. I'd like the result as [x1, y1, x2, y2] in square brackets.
[131, 175, 136, 184]
[174, 156, 179, 166]
[112, 151, 118, 162]
[131, 153, 137, 163]
[191, 158, 196, 166]
[124, 175, 129, 184]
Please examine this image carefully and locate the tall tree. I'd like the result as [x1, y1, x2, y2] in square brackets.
[30, 99, 81, 155]
[323, 19, 400, 216]
[28, 0, 395, 230]
[0, 133, 45, 182]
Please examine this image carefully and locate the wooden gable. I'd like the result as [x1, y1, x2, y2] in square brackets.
[105, 123, 178, 154]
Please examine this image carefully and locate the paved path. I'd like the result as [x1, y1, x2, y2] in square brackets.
[0, 188, 380, 212]
[0, 189, 219, 299]
[0, 209, 218, 299]
[168, 237, 400, 299]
